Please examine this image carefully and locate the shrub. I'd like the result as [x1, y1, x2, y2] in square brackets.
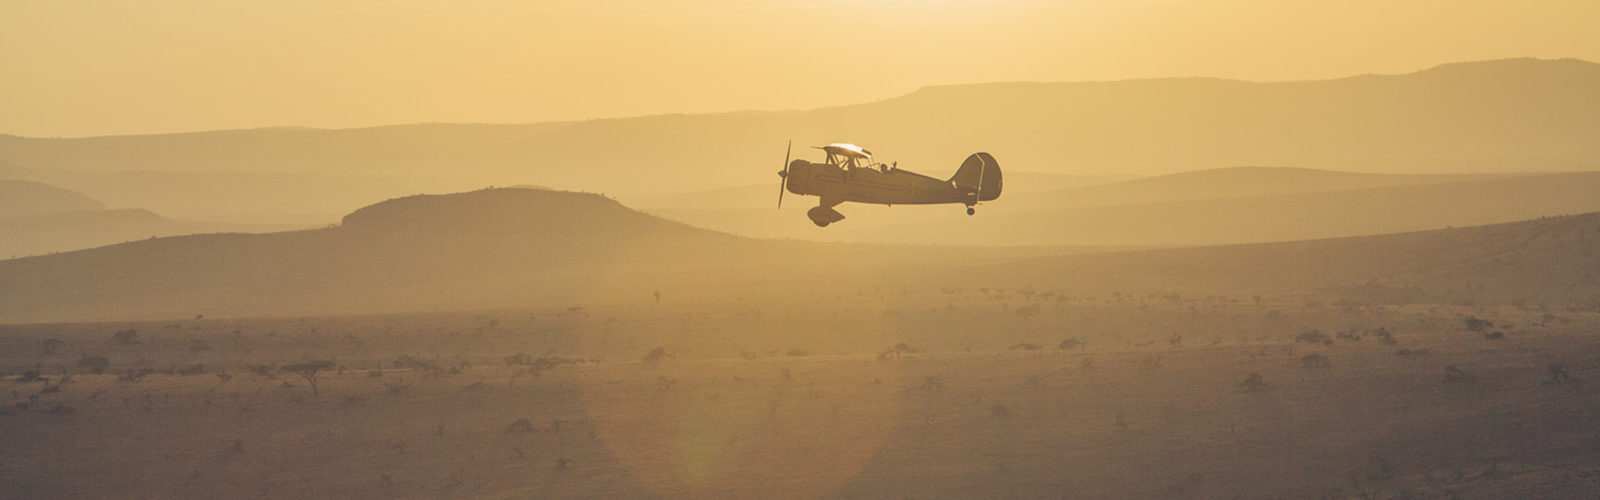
[1463, 317, 1494, 332]
[384, 380, 412, 396]
[1238, 373, 1268, 393]
[1300, 354, 1330, 368]
[642, 347, 673, 364]
[76, 354, 111, 375]
[1443, 365, 1476, 384]
[117, 369, 151, 382]
[15, 370, 47, 383]
[1544, 364, 1577, 386]
[112, 329, 140, 345]
[1295, 330, 1332, 345]
[506, 418, 536, 433]
[877, 343, 918, 361]
[393, 355, 436, 371]
[1013, 303, 1041, 318]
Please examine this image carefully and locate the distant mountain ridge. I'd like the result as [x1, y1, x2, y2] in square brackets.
[2, 58, 1596, 197]
[1001, 166, 1509, 211]
[0, 179, 105, 218]
[0, 159, 487, 224]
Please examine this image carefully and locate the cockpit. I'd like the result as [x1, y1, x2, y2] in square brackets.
[819, 143, 894, 172]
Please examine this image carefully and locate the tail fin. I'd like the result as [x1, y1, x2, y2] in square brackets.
[948, 152, 1002, 202]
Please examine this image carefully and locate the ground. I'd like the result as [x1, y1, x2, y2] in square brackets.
[3, 290, 1599, 499]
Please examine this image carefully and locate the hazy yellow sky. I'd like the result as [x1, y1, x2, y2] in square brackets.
[2, 0, 1596, 137]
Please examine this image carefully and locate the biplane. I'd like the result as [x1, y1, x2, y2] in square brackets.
[776, 142, 1001, 226]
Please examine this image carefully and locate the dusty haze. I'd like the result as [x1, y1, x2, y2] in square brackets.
[5, 2, 1600, 499]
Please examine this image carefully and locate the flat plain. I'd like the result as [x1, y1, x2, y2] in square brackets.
[4, 289, 1597, 499]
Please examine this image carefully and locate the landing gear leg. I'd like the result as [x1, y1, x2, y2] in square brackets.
[966, 206, 976, 216]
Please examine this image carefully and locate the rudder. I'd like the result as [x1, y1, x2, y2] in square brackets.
[948, 152, 1002, 202]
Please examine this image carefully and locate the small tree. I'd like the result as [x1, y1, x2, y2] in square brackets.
[281, 360, 337, 396]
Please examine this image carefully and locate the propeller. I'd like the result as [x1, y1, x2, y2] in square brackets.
[776, 140, 792, 209]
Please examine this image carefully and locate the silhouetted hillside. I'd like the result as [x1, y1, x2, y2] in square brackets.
[1, 187, 1596, 322]
[952, 212, 1600, 307]
[333, 188, 740, 273]
[2, 58, 1596, 197]
[343, 188, 686, 236]
[0, 189, 754, 321]
[0, 209, 298, 259]
[645, 169, 1600, 245]
[0, 179, 104, 218]
[1000, 167, 1506, 212]
[887, 171, 1600, 246]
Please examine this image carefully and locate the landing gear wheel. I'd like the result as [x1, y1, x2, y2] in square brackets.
[966, 207, 976, 216]
[807, 205, 846, 227]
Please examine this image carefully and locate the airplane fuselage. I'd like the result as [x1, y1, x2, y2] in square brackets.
[780, 151, 1001, 227]
[784, 161, 973, 206]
